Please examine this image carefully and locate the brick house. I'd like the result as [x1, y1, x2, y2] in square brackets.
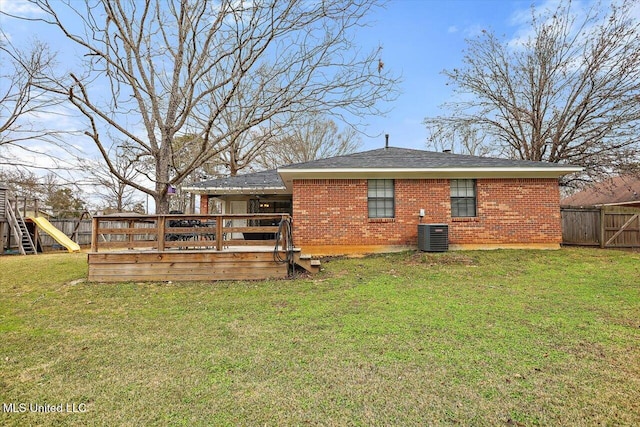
[183, 147, 581, 255]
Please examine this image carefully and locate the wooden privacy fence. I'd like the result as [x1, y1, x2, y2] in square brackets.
[40, 219, 92, 248]
[561, 206, 640, 249]
[5, 218, 143, 251]
[34, 219, 119, 249]
[90, 213, 290, 252]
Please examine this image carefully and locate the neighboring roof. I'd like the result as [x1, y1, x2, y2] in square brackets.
[99, 212, 148, 217]
[561, 175, 640, 207]
[182, 169, 287, 195]
[183, 147, 583, 195]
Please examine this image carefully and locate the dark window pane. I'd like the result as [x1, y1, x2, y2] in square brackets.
[451, 179, 477, 217]
[368, 179, 394, 218]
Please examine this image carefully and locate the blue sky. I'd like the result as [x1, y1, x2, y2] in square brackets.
[2, 0, 619, 210]
[0, 0, 550, 157]
[358, 0, 537, 151]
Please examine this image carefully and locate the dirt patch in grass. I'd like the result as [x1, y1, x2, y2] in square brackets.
[404, 251, 477, 266]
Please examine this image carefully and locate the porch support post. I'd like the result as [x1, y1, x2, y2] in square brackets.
[200, 195, 209, 215]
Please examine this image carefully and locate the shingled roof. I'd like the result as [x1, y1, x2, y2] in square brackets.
[561, 175, 640, 207]
[183, 147, 582, 194]
[279, 147, 575, 170]
[182, 169, 286, 194]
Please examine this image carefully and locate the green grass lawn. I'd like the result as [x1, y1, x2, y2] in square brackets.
[1, 248, 639, 426]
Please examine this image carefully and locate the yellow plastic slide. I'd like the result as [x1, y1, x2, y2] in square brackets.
[29, 217, 81, 253]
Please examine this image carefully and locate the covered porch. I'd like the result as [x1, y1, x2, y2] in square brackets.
[182, 168, 292, 219]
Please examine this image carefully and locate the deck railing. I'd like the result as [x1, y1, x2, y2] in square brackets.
[90, 213, 291, 252]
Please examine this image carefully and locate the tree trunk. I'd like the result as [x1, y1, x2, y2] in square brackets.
[155, 142, 172, 214]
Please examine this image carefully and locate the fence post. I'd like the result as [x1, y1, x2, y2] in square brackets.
[599, 206, 606, 248]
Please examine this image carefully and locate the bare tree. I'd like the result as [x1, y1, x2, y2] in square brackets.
[203, 66, 285, 177]
[0, 169, 87, 216]
[256, 113, 362, 169]
[425, 121, 494, 157]
[423, 0, 640, 184]
[218, 126, 276, 176]
[79, 145, 144, 213]
[213, 110, 282, 177]
[0, 34, 70, 167]
[168, 134, 224, 212]
[0, 168, 43, 201]
[3, 0, 398, 212]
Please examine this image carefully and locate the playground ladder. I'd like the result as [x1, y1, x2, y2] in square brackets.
[5, 202, 37, 255]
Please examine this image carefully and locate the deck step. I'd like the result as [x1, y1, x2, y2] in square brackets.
[293, 252, 321, 274]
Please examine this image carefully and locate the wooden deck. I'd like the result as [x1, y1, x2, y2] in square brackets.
[87, 213, 319, 282]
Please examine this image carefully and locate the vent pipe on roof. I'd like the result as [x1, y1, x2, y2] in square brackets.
[442, 149, 452, 153]
[385, 134, 389, 149]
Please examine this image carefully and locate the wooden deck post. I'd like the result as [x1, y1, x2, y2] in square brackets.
[157, 215, 166, 251]
[216, 216, 223, 251]
[281, 216, 288, 250]
[91, 216, 99, 252]
[127, 219, 135, 249]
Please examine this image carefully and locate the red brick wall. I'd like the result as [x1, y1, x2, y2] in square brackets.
[292, 178, 562, 248]
[199, 195, 209, 215]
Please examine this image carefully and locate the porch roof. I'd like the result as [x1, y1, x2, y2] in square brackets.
[182, 169, 288, 195]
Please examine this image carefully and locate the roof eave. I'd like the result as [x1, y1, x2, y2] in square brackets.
[278, 167, 583, 179]
[277, 167, 583, 192]
[181, 185, 289, 195]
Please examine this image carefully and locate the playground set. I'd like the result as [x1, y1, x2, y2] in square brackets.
[0, 184, 81, 255]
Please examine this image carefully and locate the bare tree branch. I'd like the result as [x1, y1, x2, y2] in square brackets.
[0, 32, 75, 169]
[256, 113, 362, 169]
[78, 144, 144, 213]
[4, 0, 399, 212]
[424, 0, 640, 186]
